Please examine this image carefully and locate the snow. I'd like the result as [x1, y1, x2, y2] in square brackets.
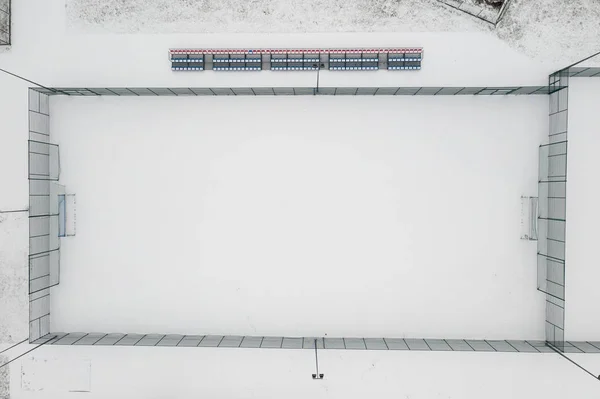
[577, 52, 600, 68]
[50, 94, 546, 338]
[8, 345, 600, 399]
[496, 0, 600, 67]
[0, 354, 8, 399]
[66, 0, 486, 34]
[0, 0, 600, 396]
[64, 0, 600, 67]
[0, 73, 29, 212]
[0, 32, 552, 88]
[0, 212, 28, 342]
[0, 63, 30, 349]
[564, 77, 600, 341]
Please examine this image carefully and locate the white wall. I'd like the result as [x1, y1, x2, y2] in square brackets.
[8, 346, 600, 399]
[565, 78, 600, 340]
[50, 94, 546, 339]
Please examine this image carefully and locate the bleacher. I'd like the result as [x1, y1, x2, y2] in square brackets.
[169, 48, 423, 72]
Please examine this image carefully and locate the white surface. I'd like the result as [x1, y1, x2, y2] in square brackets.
[0, 211, 28, 342]
[0, 32, 552, 88]
[8, 345, 600, 399]
[0, 73, 29, 211]
[564, 78, 600, 340]
[1, 0, 600, 396]
[0, 0, 569, 89]
[21, 357, 90, 392]
[64, 0, 600, 68]
[66, 0, 486, 34]
[50, 94, 546, 338]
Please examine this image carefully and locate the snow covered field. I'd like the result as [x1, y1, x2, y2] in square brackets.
[66, 0, 486, 34]
[565, 78, 600, 341]
[1, 0, 600, 397]
[50, 94, 546, 338]
[7, 345, 600, 399]
[65, 0, 600, 67]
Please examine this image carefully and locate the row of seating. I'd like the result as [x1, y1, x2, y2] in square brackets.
[330, 58, 379, 62]
[169, 49, 423, 71]
[213, 58, 262, 63]
[271, 58, 320, 63]
[171, 66, 204, 71]
[388, 66, 421, 70]
[271, 66, 319, 70]
[329, 66, 379, 70]
[171, 65, 421, 71]
[171, 58, 204, 63]
[388, 57, 421, 62]
[213, 66, 262, 71]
